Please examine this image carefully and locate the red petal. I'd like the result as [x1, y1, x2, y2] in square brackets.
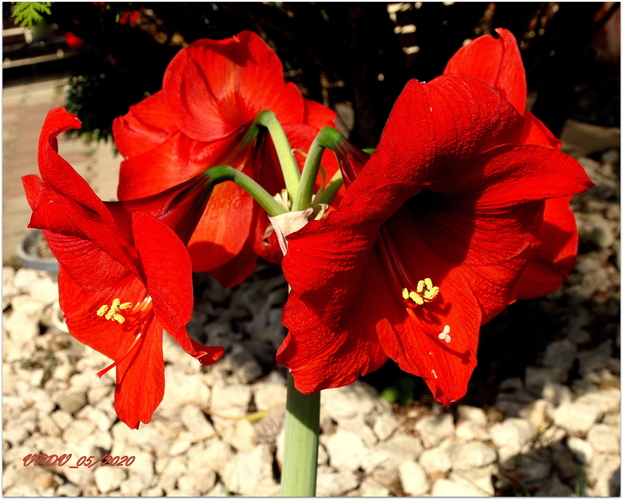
[163, 31, 304, 142]
[303, 99, 338, 130]
[187, 180, 254, 273]
[113, 91, 176, 158]
[117, 131, 232, 200]
[279, 280, 388, 394]
[514, 196, 579, 299]
[24, 177, 138, 289]
[131, 211, 193, 335]
[59, 270, 146, 360]
[113, 317, 165, 429]
[38, 108, 114, 223]
[426, 144, 594, 207]
[520, 110, 562, 149]
[341, 76, 524, 213]
[444, 28, 527, 113]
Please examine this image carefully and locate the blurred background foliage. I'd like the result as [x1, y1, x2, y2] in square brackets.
[4, 1, 620, 145]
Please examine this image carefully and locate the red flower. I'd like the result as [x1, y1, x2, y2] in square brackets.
[444, 28, 582, 299]
[65, 32, 85, 50]
[277, 76, 593, 405]
[113, 31, 339, 287]
[23, 108, 224, 429]
[118, 10, 140, 26]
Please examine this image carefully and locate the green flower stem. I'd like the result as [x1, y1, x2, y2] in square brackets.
[317, 169, 344, 207]
[292, 127, 344, 212]
[281, 372, 321, 496]
[254, 110, 300, 201]
[205, 165, 287, 217]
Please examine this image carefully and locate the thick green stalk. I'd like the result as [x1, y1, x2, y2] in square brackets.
[292, 127, 343, 212]
[205, 165, 287, 217]
[254, 110, 300, 202]
[281, 372, 320, 496]
[317, 169, 344, 207]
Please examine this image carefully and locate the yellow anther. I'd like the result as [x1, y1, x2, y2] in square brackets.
[402, 278, 440, 307]
[409, 291, 424, 305]
[402, 288, 410, 300]
[97, 298, 133, 324]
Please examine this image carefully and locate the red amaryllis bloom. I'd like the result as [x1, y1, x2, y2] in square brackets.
[277, 76, 593, 405]
[23, 108, 224, 429]
[113, 30, 339, 287]
[444, 28, 581, 299]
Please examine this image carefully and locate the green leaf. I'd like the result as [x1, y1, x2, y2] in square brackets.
[11, 2, 52, 28]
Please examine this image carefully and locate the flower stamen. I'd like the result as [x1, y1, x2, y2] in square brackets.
[438, 324, 451, 343]
[402, 278, 440, 308]
[96, 298, 133, 324]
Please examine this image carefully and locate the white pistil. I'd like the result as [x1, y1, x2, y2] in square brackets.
[438, 324, 451, 343]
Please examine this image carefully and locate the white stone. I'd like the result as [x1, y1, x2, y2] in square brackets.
[525, 366, 568, 388]
[542, 339, 577, 371]
[490, 418, 538, 459]
[159, 367, 211, 411]
[567, 436, 594, 465]
[325, 429, 367, 471]
[321, 381, 379, 422]
[534, 476, 575, 496]
[457, 405, 489, 427]
[588, 453, 620, 496]
[361, 431, 423, 483]
[541, 381, 573, 406]
[455, 420, 490, 441]
[54, 392, 87, 415]
[3, 266, 16, 308]
[415, 412, 455, 448]
[187, 439, 235, 479]
[13, 268, 42, 293]
[37, 414, 62, 437]
[358, 478, 391, 496]
[418, 443, 452, 474]
[225, 418, 256, 453]
[56, 483, 82, 497]
[3, 462, 61, 495]
[372, 412, 399, 441]
[177, 470, 217, 495]
[577, 340, 613, 376]
[29, 275, 59, 305]
[316, 466, 360, 496]
[253, 371, 287, 411]
[451, 440, 496, 471]
[399, 459, 430, 496]
[553, 402, 603, 435]
[4, 310, 40, 341]
[228, 344, 263, 383]
[62, 419, 96, 444]
[574, 388, 620, 413]
[587, 424, 620, 454]
[223, 444, 276, 496]
[11, 294, 46, 317]
[432, 477, 487, 497]
[518, 399, 555, 431]
[119, 472, 152, 496]
[338, 414, 378, 447]
[209, 380, 251, 429]
[77, 406, 114, 432]
[94, 466, 127, 494]
[180, 404, 215, 437]
[449, 465, 495, 495]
